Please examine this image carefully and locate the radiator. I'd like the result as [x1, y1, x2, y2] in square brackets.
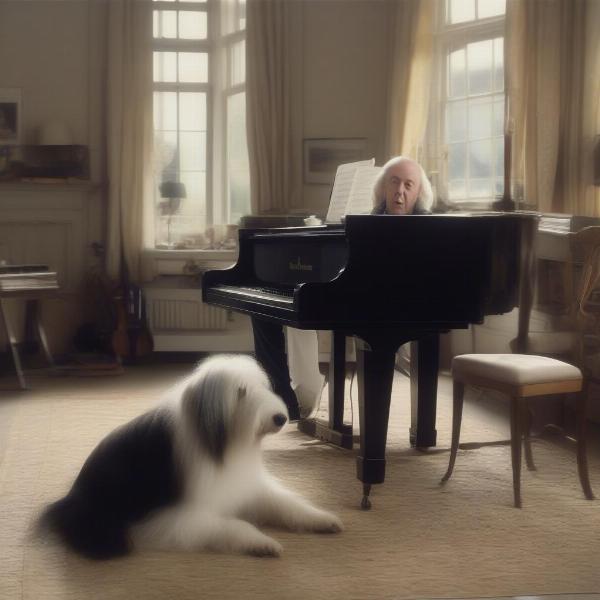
[143, 274, 252, 353]
[148, 297, 227, 331]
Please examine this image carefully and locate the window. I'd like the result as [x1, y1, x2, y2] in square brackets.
[428, 0, 506, 209]
[152, 0, 249, 250]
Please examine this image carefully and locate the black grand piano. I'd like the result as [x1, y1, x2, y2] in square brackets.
[202, 213, 538, 508]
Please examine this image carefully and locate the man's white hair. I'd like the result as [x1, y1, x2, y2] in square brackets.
[371, 156, 433, 212]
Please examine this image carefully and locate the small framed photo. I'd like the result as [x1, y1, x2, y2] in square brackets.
[0, 88, 22, 145]
[303, 137, 368, 184]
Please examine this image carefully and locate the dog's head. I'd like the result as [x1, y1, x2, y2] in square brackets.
[180, 355, 289, 463]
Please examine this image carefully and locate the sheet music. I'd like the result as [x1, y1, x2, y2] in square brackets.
[325, 159, 375, 223]
[347, 165, 382, 214]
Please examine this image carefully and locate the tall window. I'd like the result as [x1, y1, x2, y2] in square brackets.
[152, 0, 249, 250]
[429, 0, 506, 209]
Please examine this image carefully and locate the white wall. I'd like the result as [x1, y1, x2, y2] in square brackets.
[296, 0, 390, 215]
[0, 0, 106, 353]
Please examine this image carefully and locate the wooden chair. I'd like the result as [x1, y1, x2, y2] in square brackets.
[517, 226, 600, 384]
[442, 353, 595, 508]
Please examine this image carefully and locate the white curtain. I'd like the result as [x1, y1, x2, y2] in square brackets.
[106, 0, 154, 284]
[506, 0, 600, 216]
[245, 0, 297, 214]
[386, 0, 434, 160]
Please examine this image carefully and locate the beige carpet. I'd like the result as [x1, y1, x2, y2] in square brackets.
[1, 363, 599, 600]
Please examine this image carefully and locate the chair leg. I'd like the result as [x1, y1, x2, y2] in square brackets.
[575, 386, 595, 500]
[442, 380, 464, 483]
[510, 397, 523, 508]
[523, 405, 536, 471]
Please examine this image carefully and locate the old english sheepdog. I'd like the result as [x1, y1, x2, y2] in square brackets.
[38, 354, 343, 559]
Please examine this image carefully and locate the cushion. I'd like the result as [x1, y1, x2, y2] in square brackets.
[452, 354, 582, 386]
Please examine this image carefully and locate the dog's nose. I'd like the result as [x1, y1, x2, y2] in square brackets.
[273, 413, 288, 427]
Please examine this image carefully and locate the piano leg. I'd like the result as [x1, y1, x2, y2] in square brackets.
[355, 334, 397, 510]
[409, 334, 439, 448]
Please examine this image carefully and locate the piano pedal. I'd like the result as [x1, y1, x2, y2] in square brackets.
[360, 484, 372, 510]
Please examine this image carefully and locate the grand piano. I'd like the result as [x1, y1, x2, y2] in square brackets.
[202, 213, 538, 508]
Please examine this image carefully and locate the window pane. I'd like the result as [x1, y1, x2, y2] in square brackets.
[178, 52, 208, 83]
[230, 40, 245, 86]
[153, 11, 177, 39]
[446, 101, 467, 142]
[493, 37, 504, 91]
[493, 97, 504, 136]
[494, 176, 504, 196]
[469, 178, 493, 198]
[448, 179, 466, 200]
[154, 130, 178, 181]
[468, 97, 493, 140]
[154, 91, 178, 131]
[469, 139, 493, 178]
[179, 131, 206, 171]
[448, 48, 466, 98]
[448, 142, 467, 181]
[467, 39, 493, 94]
[179, 92, 206, 131]
[227, 92, 250, 224]
[179, 171, 206, 217]
[239, 0, 246, 30]
[495, 135, 504, 178]
[449, 0, 475, 24]
[178, 10, 207, 40]
[153, 51, 177, 82]
[478, 0, 506, 19]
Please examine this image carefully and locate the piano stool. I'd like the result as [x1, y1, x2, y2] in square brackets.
[441, 353, 595, 508]
[0, 292, 56, 389]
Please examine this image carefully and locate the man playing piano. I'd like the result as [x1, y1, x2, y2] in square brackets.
[251, 156, 434, 421]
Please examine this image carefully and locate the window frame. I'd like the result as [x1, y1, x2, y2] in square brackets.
[151, 0, 248, 250]
[428, 0, 506, 210]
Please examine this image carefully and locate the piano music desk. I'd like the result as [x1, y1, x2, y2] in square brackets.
[0, 288, 57, 389]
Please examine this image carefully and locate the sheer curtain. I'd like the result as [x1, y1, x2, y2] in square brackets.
[385, 0, 434, 160]
[106, 0, 154, 284]
[506, 0, 600, 216]
[245, 0, 298, 214]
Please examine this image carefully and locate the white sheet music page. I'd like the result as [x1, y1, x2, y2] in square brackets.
[325, 159, 375, 223]
[346, 165, 382, 214]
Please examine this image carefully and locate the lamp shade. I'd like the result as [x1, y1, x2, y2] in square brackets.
[160, 181, 187, 199]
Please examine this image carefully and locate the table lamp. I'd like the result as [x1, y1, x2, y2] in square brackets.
[159, 181, 186, 248]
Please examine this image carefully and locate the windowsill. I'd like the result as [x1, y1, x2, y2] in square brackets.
[144, 247, 237, 260]
[141, 247, 238, 280]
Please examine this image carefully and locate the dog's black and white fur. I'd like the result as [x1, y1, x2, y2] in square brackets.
[38, 355, 343, 559]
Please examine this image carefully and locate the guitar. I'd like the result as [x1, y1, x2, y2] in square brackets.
[112, 284, 153, 361]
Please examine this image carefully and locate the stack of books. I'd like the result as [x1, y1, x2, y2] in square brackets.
[0, 264, 59, 292]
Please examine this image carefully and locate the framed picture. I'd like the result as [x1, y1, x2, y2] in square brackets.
[303, 138, 368, 184]
[0, 88, 21, 145]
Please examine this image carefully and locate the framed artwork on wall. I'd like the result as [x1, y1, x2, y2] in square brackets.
[0, 88, 22, 145]
[303, 137, 368, 184]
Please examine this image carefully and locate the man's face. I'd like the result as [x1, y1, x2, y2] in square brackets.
[383, 160, 422, 215]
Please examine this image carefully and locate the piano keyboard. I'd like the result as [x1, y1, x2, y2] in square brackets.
[212, 285, 294, 307]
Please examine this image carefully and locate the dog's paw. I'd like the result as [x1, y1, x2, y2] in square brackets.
[245, 535, 283, 558]
[308, 511, 344, 534]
